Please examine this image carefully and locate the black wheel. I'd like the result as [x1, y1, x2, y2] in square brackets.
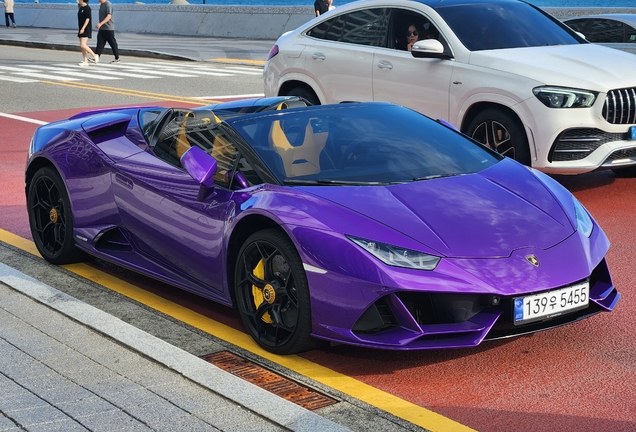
[287, 86, 320, 106]
[612, 166, 636, 177]
[466, 108, 531, 165]
[234, 229, 314, 354]
[27, 166, 86, 265]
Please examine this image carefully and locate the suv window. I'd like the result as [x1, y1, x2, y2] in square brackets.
[389, 9, 450, 54]
[307, 8, 390, 47]
[436, 2, 581, 51]
[585, 19, 625, 43]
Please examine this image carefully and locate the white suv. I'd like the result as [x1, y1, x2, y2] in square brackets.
[264, 0, 636, 176]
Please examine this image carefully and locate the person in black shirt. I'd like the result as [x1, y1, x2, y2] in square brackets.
[314, 0, 331, 17]
[77, 0, 97, 66]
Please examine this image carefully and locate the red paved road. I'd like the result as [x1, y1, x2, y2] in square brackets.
[2, 107, 635, 432]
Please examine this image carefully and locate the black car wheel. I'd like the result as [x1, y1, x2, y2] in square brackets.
[234, 229, 314, 354]
[27, 167, 86, 265]
[466, 109, 531, 166]
[287, 86, 320, 106]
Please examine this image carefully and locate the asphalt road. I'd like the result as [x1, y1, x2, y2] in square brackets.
[2, 44, 636, 432]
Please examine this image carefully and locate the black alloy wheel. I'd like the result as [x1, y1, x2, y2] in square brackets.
[466, 108, 531, 166]
[27, 167, 86, 265]
[234, 229, 314, 355]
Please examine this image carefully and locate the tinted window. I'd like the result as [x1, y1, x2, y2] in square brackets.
[564, 19, 589, 34]
[436, 2, 582, 51]
[585, 19, 625, 43]
[226, 104, 500, 185]
[308, 8, 390, 47]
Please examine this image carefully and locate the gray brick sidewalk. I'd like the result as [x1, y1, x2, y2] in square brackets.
[0, 263, 348, 432]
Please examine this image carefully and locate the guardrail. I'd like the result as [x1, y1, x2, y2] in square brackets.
[10, 4, 636, 40]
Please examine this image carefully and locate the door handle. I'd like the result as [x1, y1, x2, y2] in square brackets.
[311, 53, 326, 61]
[115, 173, 134, 189]
[377, 60, 393, 70]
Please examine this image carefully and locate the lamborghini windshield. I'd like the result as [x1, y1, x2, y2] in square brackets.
[225, 103, 501, 185]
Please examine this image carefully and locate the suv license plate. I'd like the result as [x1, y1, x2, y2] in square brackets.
[513, 281, 589, 325]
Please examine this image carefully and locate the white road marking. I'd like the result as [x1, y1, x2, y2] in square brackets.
[17, 65, 121, 80]
[0, 112, 48, 125]
[54, 64, 160, 79]
[0, 74, 38, 83]
[15, 72, 81, 81]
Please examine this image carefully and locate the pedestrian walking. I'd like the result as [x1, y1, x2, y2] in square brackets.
[89, 0, 120, 64]
[77, 0, 97, 66]
[4, 0, 16, 28]
[314, 0, 331, 17]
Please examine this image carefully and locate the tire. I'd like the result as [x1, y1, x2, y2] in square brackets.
[27, 167, 87, 265]
[234, 228, 315, 354]
[287, 86, 320, 106]
[612, 166, 636, 177]
[466, 108, 531, 166]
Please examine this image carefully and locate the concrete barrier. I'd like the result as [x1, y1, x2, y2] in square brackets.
[9, 3, 636, 40]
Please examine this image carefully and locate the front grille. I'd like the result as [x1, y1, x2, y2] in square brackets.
[602, 87, 636, 124]
[549, 128, 629, 162]
[603, 147, 636, 164]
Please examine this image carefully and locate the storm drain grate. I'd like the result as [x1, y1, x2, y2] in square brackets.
[201, 351, 337, 411]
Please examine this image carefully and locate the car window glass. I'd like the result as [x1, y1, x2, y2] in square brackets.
[628, 25, 636, 43]
[584, 19, 625, 43]
[139, 108, 167, 144]
[389, 9, 450, 54]
[226, 104, 501, 185]
[307, 8, 390, 47]
[564, 19, 589, 34]
[436, 2, 581, 51]
[150, 110, 245, 189]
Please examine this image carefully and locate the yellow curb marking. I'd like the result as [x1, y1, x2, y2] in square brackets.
[0, 229, 474, 432]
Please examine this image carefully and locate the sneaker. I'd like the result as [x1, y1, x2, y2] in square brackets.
[78, 62, 89, 66]
[110, 58, 120, 63]
[88, 55, 99, 64]
[12, 23, 16, 28]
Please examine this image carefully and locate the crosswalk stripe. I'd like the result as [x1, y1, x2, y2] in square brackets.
[115, 62, 233, 77]
[105, 65, 199, 77]
[202, 67, 262, 76]
[0, 65, 32, 72]
[17, 65, 121, 80]
[0, 75, 38, 83]
[224, 66, 265, 72]
[15, 72, 81, 81]
[54, 64, 160, 79]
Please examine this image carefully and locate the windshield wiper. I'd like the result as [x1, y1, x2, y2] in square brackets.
[412, 173, 460, 181]
[284, 179, 391, 186]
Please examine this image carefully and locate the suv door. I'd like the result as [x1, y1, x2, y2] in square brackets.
[305, 8, 389, 104]
[372, 9, 453, 121]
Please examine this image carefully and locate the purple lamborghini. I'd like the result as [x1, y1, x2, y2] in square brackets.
[25, 97, 620, 354]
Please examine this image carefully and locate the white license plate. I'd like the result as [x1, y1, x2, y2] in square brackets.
[513, 281, 589, 325]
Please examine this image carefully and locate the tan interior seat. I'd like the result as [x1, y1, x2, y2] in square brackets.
[269, 119, 328, 177]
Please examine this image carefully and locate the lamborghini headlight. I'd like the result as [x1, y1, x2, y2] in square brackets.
[533, 86, 597, 108]
[347, 235, 440, 270]
[573, 197, 593, 237]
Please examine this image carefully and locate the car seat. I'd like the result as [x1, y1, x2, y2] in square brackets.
[268, 117, 328, 177]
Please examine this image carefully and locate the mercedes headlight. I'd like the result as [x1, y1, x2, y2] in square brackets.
[347, 235, 440, 270]
[533, 86, 597, 108]
[573, 198, 593, 237]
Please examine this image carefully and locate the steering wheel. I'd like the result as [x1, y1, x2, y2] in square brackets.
[339, 138, 382, 168]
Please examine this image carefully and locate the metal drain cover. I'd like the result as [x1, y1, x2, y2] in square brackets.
[201, 351, 337, 411]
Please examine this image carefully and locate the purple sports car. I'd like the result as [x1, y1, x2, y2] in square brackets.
[25, 97, 619, 354]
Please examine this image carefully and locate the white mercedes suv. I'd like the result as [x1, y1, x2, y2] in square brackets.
[264, 0, 636, 176]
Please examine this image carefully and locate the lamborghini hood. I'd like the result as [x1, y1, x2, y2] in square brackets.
[306, 160, 575, 258]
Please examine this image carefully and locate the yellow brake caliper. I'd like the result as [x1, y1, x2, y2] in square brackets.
[252, 259, 273, 323]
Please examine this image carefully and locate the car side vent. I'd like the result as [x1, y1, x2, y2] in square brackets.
[86, 120, 130, 144]
[93, 227, 133, 252]
[603, 87, 636, 124]
[352, 297, 397, 333]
